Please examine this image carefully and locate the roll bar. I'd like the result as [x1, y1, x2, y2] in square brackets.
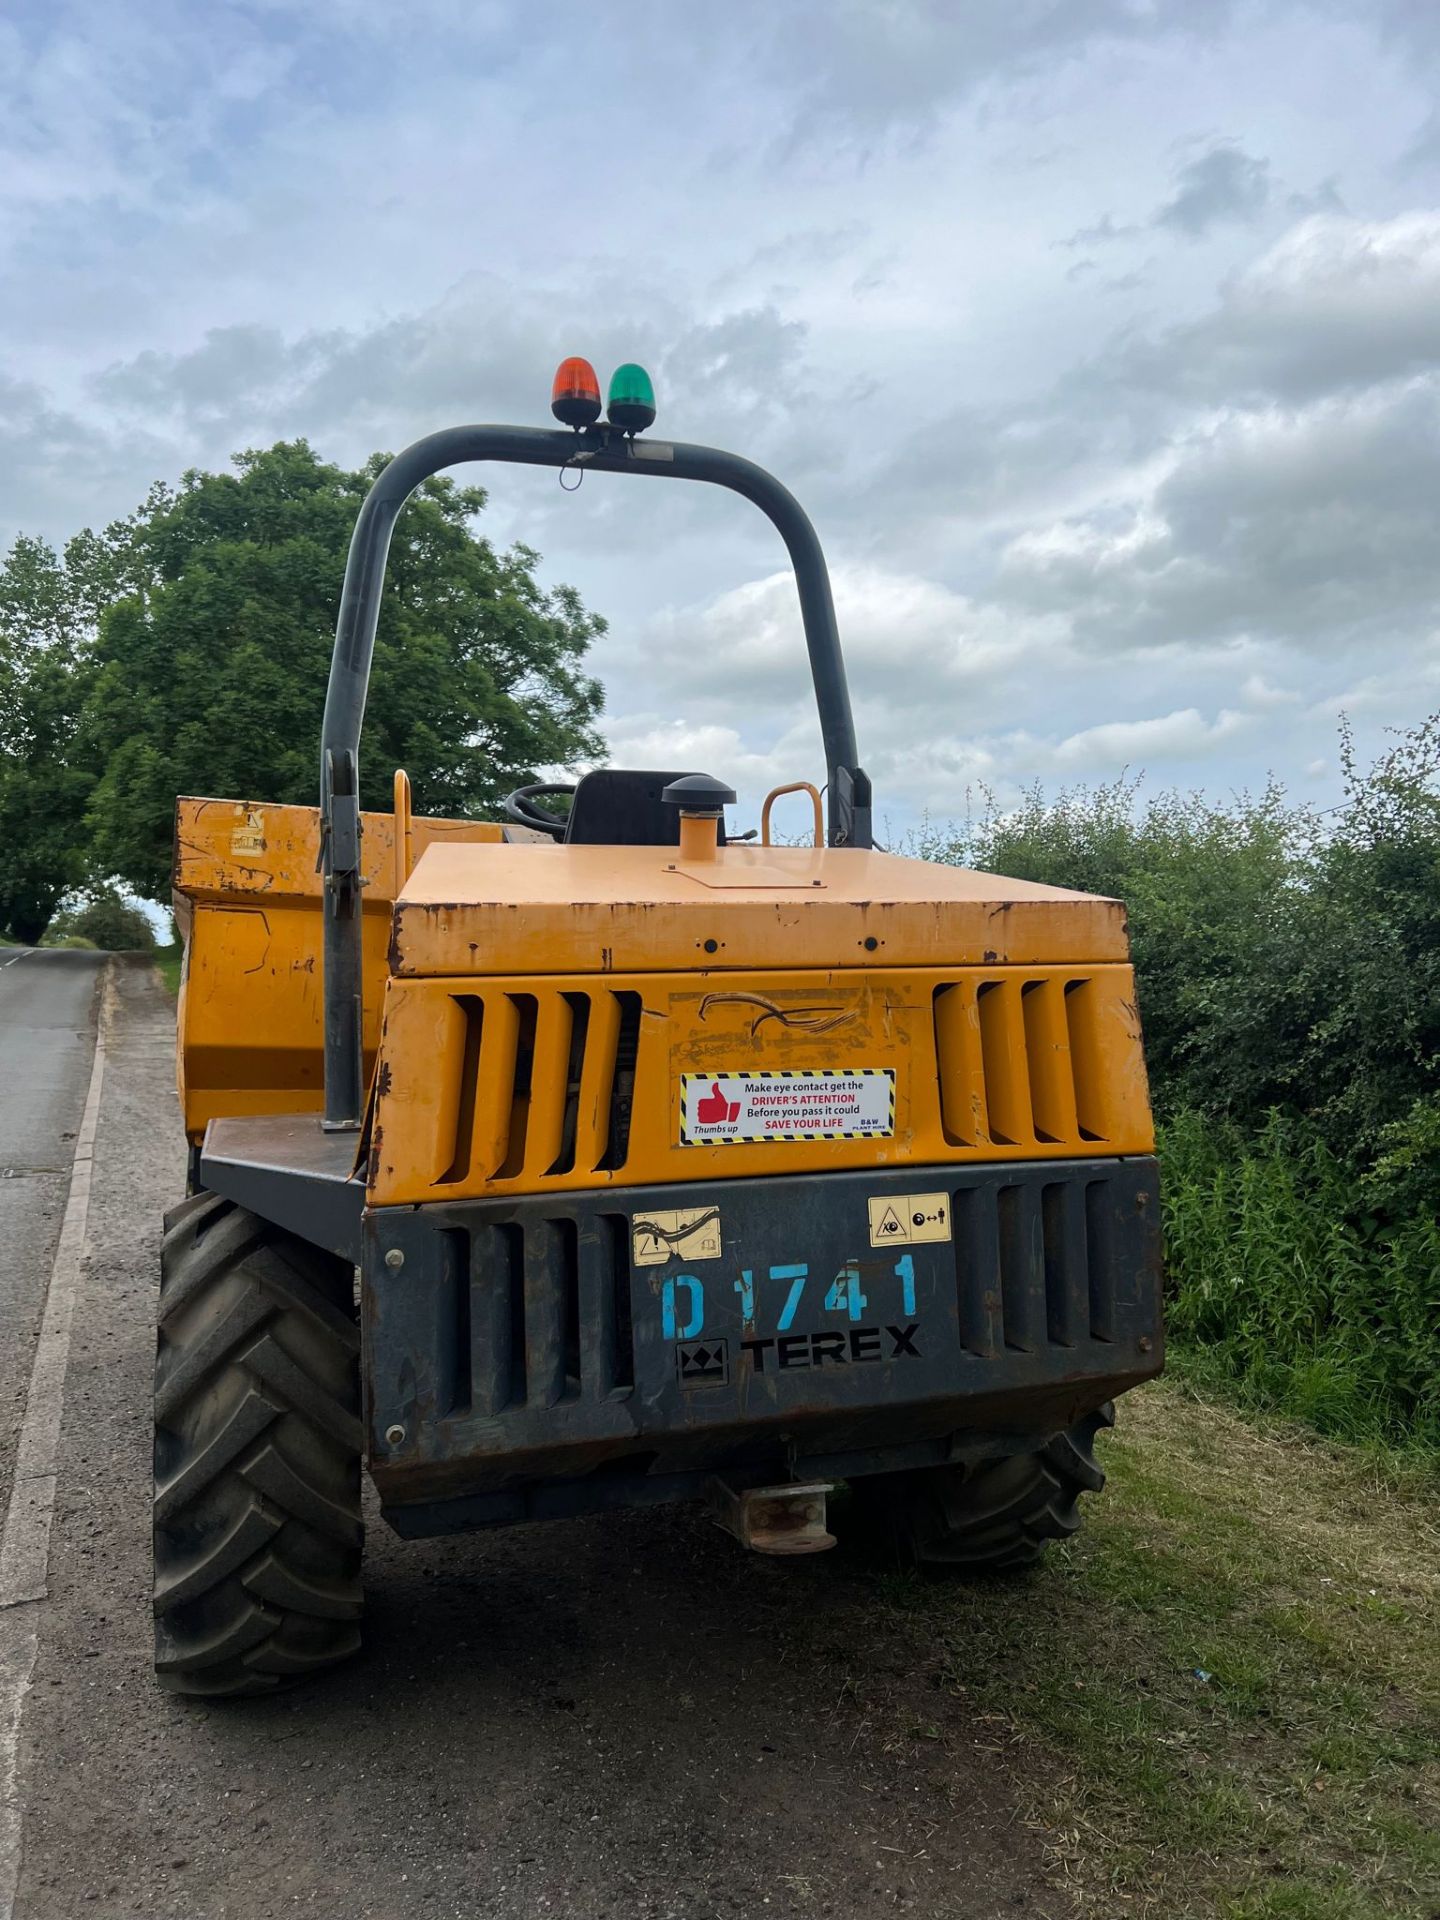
[319, 421, 870, 1129]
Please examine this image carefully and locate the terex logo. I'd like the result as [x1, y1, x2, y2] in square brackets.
[741, 1324, 922, 1373]
[695, 1081, 741, 1125]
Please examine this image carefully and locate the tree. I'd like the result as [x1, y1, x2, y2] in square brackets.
[79, 442, 606, 897]
[46, 886, 156, 952]
[0, 529, 135, 942]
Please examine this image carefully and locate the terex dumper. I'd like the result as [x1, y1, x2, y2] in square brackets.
[158, 359, 1162, 1695]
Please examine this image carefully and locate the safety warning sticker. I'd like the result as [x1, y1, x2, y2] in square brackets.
[230, 809, 266, 858]
[631, 1206, 723, 1267]
[868, 1193, 952, 1247]
[679, 1069, 895, 1145]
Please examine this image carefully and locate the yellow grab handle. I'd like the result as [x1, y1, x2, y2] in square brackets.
[393, 768, 414, 894]
[760, 781, 823, 848]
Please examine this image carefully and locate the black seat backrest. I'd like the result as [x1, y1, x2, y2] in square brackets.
[563, 769, 730, 847]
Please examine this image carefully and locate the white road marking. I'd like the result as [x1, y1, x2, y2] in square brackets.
[0, 953, 30, 971]
[0, 962, 112, 1919]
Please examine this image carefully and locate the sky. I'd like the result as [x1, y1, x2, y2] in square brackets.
[4, 0, 1440, 841]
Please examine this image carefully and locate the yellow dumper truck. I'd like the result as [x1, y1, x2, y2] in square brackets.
[157, 360, 1161, 1694]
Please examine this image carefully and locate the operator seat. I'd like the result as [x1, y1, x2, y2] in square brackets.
[562, 769, 730, 848]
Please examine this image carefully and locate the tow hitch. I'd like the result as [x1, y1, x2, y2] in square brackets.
[707, 1479, 836, 1556]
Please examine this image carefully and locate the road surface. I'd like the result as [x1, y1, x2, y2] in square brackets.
[0, 950, 107, 1526]
[3, 957, 1064, 1920]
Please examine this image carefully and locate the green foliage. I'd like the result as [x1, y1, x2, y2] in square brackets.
[1161, 1111, 1440, 1449]
[45, 887, 156, 953]
[81, 442, 605, 897]
[0, 440, 607, 919]
[0, 531, 128, 942]
[925, 719, 1440, 1448]
[925, 777, 1309, 1127]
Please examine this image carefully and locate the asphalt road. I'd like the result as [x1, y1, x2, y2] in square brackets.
[6, 959, 1063, 1920]
[0, 951, 106, 1526]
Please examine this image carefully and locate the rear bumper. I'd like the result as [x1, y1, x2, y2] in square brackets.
[362, 1155, 1163, 1535]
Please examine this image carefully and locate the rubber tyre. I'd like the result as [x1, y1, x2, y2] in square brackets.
[153, 1194, 364, 1696]
[849, 1404, 1115, 1571]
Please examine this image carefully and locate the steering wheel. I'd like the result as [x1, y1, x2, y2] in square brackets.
[502, 781, 576, 841]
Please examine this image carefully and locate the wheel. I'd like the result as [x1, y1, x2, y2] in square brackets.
[848, 1404, 1115, 1571]
[152, 1194, 364, 1696]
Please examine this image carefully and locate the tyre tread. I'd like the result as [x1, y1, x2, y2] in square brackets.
[852, 1404, 1115, 1572]
[153, 1199, 362, 1697]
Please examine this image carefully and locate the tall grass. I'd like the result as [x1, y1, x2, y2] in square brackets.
[1160, 1112, 1440, 1450]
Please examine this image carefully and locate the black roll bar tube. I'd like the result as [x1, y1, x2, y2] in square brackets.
[318, 421, 871, 1129]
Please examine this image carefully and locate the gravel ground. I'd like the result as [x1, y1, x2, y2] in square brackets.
[13, 962, 1064, 1920]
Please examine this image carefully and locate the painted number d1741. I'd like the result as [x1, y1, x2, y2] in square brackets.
[661, 1254, 918, 1341]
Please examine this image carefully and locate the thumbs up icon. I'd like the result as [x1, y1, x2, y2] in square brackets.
[697, 1081, 741, 1124]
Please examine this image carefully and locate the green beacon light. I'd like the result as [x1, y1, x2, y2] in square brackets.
[606, 362, 656, 433]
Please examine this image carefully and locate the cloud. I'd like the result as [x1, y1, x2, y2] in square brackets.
[1056, 141, 1273, 265]
[1154, 144, 1272, 237]
[999, 376, 1440, 651]
[0, 368, 172, 551]
[625, 563, 1050, 709]
[1175, 210, 1440, 401]
[1050, 209, 1440, 646]
[1048, 705, 1251, 769]
[1059, 214, 1140, 250]
[87, 280, 817, 464]
[3, 0, 1437, 839]
[882, 208, 1440, 565]
[754, 0, 1237, 139]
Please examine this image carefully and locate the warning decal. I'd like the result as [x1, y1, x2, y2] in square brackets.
[230, 809, 266, 858]
[679, 1069, 895, 1145]
[632, 1207, 723, 1267]
[867, 1193, 952, 1247]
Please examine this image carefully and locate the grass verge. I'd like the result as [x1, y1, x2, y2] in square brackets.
[874, 1381, 1439, 1917]
[153, 941, 183, 995]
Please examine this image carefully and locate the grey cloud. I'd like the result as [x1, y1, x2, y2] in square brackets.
[753, 0, 1237, 139]
[1287, 177, 1346, 218]
[90, 285, 813, 455]
[998, 378, 1440, 653]
[0, 370, 171, 552]
[851, 203, 1440, 760]
[1054, 143, 1273, 272]
[969, 209, 1440, 480]
[1059, 214, 1139, 250]
[5, 0, 1435, 831]
[1154, 145, 1272, 238]
[846, 207, 1440, 609]
[1136, 212, 1440, 403]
